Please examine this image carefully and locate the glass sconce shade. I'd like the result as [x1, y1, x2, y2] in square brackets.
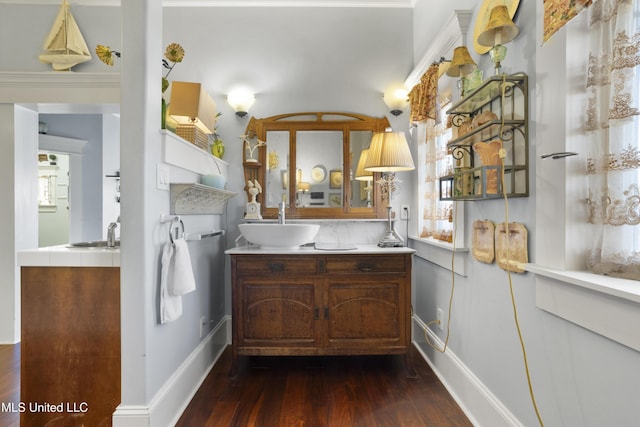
[227, 89, 255, 117]
[383, 85, 409, 116]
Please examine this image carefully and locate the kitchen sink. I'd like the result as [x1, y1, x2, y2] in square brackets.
[67, 240, 120, 248]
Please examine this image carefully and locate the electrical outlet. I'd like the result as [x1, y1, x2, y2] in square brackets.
[436, 308, 444, 331]
[199, 316, 207, 338]
[401, 204, 410, 220]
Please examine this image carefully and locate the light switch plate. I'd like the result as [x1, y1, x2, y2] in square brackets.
[157, 164, 170, 191]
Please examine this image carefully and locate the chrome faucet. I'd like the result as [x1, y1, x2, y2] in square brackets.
[278, 202, 286, 224]
[107, 216, 120, 248]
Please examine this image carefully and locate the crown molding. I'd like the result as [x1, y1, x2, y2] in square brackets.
[404, 9, 471, 88]
[0, 72, 120, 105]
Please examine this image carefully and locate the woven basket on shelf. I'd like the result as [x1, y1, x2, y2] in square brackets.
[176, 124, 209, 151]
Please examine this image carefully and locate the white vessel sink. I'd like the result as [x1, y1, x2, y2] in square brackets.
[239, 223, 320, 250]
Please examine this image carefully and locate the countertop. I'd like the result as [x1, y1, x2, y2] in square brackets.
[17, 245, 121, 267]
[225, 243, 415, 255]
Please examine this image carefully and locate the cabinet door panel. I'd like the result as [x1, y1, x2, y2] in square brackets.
[325, 280, 405, 347]
[242, 281, 319, 346]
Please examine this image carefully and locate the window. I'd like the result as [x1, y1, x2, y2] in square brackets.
[533, 3, 640, 352]
[417, 97, 455, 244]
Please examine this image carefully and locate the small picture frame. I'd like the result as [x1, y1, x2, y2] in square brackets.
[329, 193, 342, 207]
[329, 169, 343, 189]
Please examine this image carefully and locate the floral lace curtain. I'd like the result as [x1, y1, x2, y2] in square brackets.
[585, 0, 640, 279]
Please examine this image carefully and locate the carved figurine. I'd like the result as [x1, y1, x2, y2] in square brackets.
[241, 134, 266, 162]
[244, 179, 263, 220]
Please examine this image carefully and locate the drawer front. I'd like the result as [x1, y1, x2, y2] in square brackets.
[234, 256, 318, 275]
[324, 255, 407, 274]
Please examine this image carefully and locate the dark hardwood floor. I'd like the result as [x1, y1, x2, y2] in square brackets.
[1, 343, 471, 427]
[177, 345, 472, 427]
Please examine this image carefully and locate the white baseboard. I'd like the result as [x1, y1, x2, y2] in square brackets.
[413, 315, 524, 427]
[113, 315, 231, 427]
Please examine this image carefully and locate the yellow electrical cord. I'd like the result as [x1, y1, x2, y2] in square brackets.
[424, 200, 457, 354]
[498, 74, 544, 427]
[424, 75, 545, 426]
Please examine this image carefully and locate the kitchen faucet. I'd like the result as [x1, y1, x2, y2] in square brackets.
[107, 216, 120, 248]
[278, 202, 286, 224]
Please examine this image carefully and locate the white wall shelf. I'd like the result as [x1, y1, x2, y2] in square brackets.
[170, 183, 236, 215]
[162, 130, 228, 177]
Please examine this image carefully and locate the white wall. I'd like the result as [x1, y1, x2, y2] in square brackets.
[410, 1, 640, 426]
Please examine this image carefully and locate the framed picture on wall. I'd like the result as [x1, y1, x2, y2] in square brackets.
[329, 193, 342, 207]
[329, 169, 343, 189]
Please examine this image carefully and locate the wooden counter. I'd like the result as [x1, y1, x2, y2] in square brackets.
[20, 264, 120, 426]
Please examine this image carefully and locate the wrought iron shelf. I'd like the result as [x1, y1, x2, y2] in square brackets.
[441, 73, 529, 201]
[447, 73, 527, 115]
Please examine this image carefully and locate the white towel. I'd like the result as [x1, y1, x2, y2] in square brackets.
[160, 242, 182, 323]
[171, 238, 197, 296]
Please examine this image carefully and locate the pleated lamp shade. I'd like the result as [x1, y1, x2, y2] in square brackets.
[477, 5, 519, 47]
[364, 131, 415, 172]
[355, 149, 373, 181]
[445, 46, 477, 78]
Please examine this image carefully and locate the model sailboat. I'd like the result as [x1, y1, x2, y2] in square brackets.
[39, 0, 92, 71]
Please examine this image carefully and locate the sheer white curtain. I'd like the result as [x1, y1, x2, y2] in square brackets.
[585, 0, 640, 279]
[420, 100, 453, 242]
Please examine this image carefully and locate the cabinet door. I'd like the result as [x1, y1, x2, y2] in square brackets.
[237, 278, 320, 348]
[324, 277, 407, 352]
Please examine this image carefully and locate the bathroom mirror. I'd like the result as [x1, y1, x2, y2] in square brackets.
[243, 112, 390, 219]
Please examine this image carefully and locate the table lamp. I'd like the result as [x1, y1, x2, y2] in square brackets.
[365, 131, 415, 247]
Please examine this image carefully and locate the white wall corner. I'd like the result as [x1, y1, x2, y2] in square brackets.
[113, 316, 231, 427]
[405, 10, 469, 88]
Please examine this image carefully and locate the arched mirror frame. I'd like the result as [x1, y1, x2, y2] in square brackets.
[243, 112, 390, 220]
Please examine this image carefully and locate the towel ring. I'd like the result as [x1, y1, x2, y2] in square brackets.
[169, 217, 185, 244]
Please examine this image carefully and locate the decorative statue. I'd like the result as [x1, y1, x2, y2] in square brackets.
[241, 134, 266, 162]
[244, 179, 263, 220]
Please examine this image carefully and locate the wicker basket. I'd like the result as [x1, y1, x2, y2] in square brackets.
[176, 124, 210, 151]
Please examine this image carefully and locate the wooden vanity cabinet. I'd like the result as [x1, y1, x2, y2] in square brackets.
[230, 252, 412, 370]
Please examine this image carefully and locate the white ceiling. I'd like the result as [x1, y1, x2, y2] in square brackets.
[0, 0, 415, 6]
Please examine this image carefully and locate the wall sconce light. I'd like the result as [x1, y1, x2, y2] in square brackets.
[365, 131, 415, 247]
[169, 81, 217, 150]
[446, 46, 478, 96]
[227, 88, 255, 117]
[477, 5, 519, 75]
[383, 85, 409, 116]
